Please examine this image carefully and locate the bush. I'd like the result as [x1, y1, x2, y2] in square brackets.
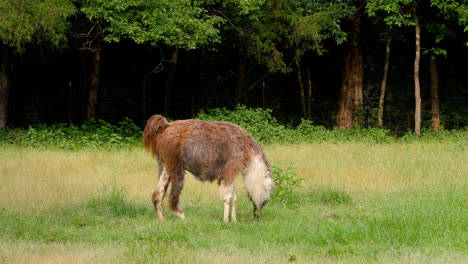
[0, 118, 142, 150]
[271, 165, 304, 204]
[197, 105, 289, 143]
[197, 105, 467, 144]
[1, 106, 466, 148]
[400, 127, 468, 143]
[196, 106, 397, 144]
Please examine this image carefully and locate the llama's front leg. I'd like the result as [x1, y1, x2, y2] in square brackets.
[230, 191, 237, 223]
[219, 181, 236, 223]
[152, 167, 170, 220]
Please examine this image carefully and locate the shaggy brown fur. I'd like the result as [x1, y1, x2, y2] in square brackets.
[143, 114, 273, 222]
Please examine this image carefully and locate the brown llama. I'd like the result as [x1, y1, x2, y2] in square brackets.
[143, 115, 274, 222]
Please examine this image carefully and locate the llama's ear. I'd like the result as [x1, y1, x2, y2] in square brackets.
[143, 115, 169, 154]
[145, 115, 169, 133]
[156, 123, 169, 133]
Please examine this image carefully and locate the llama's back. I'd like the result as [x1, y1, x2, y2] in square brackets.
[171, 120, 274, 208]
[169, 119, 255, 182]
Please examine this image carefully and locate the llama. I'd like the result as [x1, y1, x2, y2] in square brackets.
[143, 114, 274, 222]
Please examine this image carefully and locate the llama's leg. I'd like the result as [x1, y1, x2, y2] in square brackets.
[168, 167, 186, 220]
[152, 166, 170, 220]
[219, 180, 236, 223]
[230, 186, 237, 223]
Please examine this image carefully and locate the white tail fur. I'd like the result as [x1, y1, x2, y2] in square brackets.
[243, 155, 274, 209]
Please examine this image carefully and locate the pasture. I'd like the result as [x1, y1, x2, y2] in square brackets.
[0, 142, 467, 263]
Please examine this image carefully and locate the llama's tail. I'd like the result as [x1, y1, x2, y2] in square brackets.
[143, 115, 169, 158]
[243, 154, 274, 216]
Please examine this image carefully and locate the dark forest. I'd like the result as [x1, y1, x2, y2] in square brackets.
[1, 0, 467, 134]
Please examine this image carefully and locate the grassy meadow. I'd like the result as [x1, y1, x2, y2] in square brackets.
[0, 142, 467, 263]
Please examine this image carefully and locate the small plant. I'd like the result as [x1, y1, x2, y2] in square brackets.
[288, 253, 297, 262]
[272, 165, 304, 202]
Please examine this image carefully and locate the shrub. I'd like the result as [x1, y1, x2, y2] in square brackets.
[271, 165, 304, 204]
[196, 106, 397, 144]
[197, 105, 289, 143]
[0, 118, 142, 150]
[1, 106, 466, 148]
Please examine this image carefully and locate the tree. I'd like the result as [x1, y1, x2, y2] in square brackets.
[296, 2, 353, 120]
[367, 0, 468, 134]
[368, 9, 399, 129]
[377, 40, 391, 128]
[205, 0, 267, 105]
[75, 0, 224, 118]
[0, 0, 75, 128]
[367, 0, 423, 134]
[337, 0, 365, 129]
[248, 0, 352, 119]
[429, 52, 440, 131]
[413, 0, 421, 135]
[424, 0, 467, 131]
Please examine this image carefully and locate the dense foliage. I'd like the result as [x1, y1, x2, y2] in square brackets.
[0, 118, 141, 150]
[1, 107, 466, 150]
[0, 0, 75, 51]
[197, 106, 467, 144]
[77, 0, 224, 48]
[0, 0, 466, 133]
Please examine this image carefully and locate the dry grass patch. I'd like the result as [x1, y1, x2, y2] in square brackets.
[265, 143, 467, 194]
[0, 242, 125, 264]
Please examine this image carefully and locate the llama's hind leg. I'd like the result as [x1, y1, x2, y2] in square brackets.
[152, 166, 170, 220]
[168, 168, 186, 220]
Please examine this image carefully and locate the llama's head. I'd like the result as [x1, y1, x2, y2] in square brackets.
[253, 171, 274, 218]
[244, 157, 274, 218]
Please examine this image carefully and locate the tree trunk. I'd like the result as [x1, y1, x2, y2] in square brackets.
[163, 48, 179, 117]
[378, 40, 391, 128]
[430, 52, 440, 132]
[306, 66, 313, 120]
[86, 46, 102, 120]
[295, 50, 308, 119]
[337, 51, 353, 128]
[0, 71, 10, 129]
[337, 31, 363, 128]
[413, 1, 422, 135]
[235, 44, 247, 105]
[352, 32, 364, 127]
[0, 47, 12, 129]
[141, 65, 150, 125]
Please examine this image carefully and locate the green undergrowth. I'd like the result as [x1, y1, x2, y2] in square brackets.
[1, 185, 466, 263]
[0, 118, 141, 150]
[1, 106, 466, 150]
[197, 105, 468, 144]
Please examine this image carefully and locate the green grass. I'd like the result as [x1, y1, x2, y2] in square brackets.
[0, 143, 467, 263]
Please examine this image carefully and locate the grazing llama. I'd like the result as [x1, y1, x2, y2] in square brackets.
[143, 115, 274, 222]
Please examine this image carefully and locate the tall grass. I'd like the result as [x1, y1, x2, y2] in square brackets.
[1, 141, 466, 263]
